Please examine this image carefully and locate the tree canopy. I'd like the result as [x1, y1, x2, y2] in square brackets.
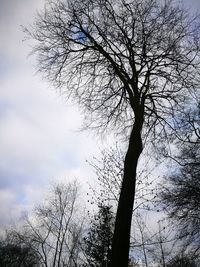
[28, 0, 200, 137]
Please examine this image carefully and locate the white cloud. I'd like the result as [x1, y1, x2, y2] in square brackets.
[0, 0, 102, 226]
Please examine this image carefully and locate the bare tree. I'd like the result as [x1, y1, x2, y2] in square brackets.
[12, 181, 84, 267]
[88, 144, 158, 212]
[129, 215, 180, 267]
[27, 0, 200, 266]
[160, 140, 200, 256]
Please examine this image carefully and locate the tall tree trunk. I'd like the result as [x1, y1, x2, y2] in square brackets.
[110, 109, 144, 267]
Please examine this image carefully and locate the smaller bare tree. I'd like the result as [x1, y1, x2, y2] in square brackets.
[11, 181, 85, 267]
[88, 144, 158, 212]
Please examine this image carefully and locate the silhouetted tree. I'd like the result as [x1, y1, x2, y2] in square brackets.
[160, 140, 200, 256]
[83, 204, 114, 267]
[166, 254, 198, 267]
[0, 237, 38, 267]
[27, 0, 200, 265]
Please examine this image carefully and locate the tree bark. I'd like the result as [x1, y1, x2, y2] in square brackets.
[110, 108, 144, 267]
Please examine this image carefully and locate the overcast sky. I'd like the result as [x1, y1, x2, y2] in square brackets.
[0, 0, 107, 226]
[0, 0, 200, 226]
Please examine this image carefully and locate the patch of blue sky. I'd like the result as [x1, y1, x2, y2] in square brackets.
[71, 26, 87, 44]
[77, 31, 87, 44]
[15, 191, 28, 205]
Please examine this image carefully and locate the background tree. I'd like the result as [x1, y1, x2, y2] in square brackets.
[160, 139, 200, 257]
[88, 144, 158, 212]
[82, 204, 114, 267]
[166, 254, 198, 267]
[11, 181, 85, 267]
[27, 0, 200, 265]
[0, 231, 39, 267]
[0, 243, 38, 267]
